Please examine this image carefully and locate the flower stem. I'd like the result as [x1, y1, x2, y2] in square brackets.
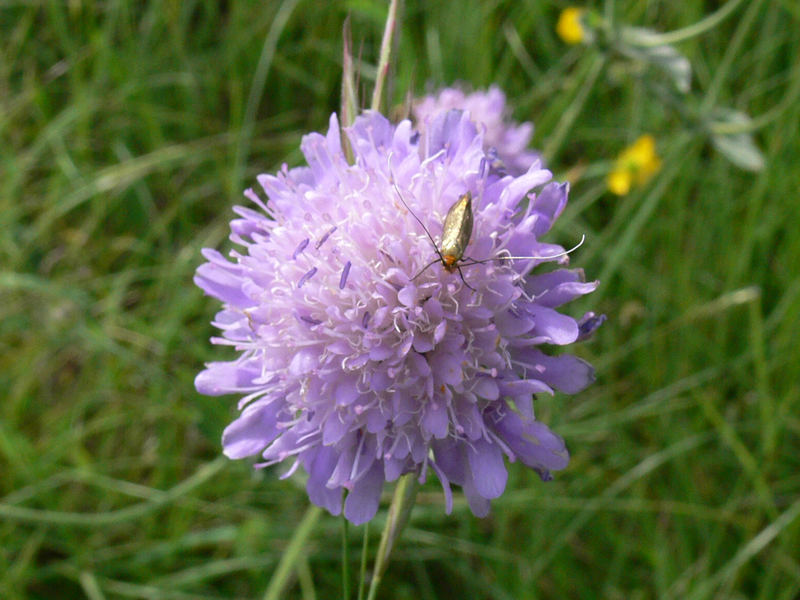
[365, 473, 419, 600]
[622, 0, 745, 47]
[342, 515, 351, 600]
[357, 521, 370, 600]
[262, 504, 323, 600]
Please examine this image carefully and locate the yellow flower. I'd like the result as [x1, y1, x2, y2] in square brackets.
[607, 134, 662, 196]
[556, 8, 587, 45]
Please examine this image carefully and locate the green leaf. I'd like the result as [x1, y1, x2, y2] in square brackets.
[619, 26, 692, 93]
[709, 109, 765, 172]
[711, 133, 765, 171]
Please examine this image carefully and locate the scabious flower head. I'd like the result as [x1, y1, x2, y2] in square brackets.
[413, 85, 540, 176]
[556, 7, 588, 45]
[195, 109, 599, 524]
[606, 134, 662, 195]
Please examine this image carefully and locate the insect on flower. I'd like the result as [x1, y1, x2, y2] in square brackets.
[390, 176, 584, 291]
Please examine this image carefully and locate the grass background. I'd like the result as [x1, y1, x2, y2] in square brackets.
[2, 0, 799, 598]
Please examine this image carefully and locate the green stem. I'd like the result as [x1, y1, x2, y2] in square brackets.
[357, 521, 370, 600]
[342, 516, 351, 600]
[625, 0, 746, 47]
[365, 473, 419, 600]
[262, 505, 323, 600]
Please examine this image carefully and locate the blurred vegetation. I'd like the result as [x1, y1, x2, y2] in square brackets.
[1, 1, 799, 598]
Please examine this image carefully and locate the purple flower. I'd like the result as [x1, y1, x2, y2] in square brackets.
[413, 85, 541, 176]
[195, 109, 599, 524]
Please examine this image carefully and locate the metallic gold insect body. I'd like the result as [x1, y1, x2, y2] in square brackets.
[404, 192, 477, 290]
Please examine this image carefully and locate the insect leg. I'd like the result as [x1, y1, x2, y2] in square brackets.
[456, 264, 477, 291]
[411, 257, 444, 281]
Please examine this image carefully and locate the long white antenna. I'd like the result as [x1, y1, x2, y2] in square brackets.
[471, 234, 586, 264]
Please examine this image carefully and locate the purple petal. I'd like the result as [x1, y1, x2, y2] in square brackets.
[467, 438, 507, 499]
[518, 349, 596, 394]
[383, 455, 409, 482]
[422, 401, 449, 439]
[527, 269, 598, 308]
[500, 166, 552, 209]
[498, 378, 553, 398]
[494, 309, 536, 338]
[195, 360, 260, 396]
[431, 438, 466, 486]
[194, 250, 255, 308]
[222, 401, 282, 459]
[493, 410, 569, 471]
[577, 312, 606, 340]
[322, 413, 351, 445]
[428, 351, 464, 386]
[425, 109, 474, 159]
[334, 376, 359, 405]
[462, 475, 491, 518]
[301, 113, 343, 181]
[530, 182, 568, 236]
[473, 377, 500, 400]
[527, 305, 580, 345]
[305, 446, 342, 515]
[429, 459, 454, 514]
[328, 435, 358, 488]
[344, 462, 384, 525]
[289, 348, 319, 375]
